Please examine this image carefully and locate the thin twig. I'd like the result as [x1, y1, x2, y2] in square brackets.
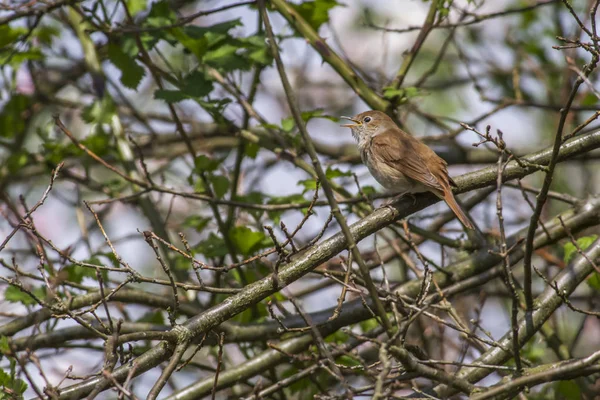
[258, 0, 393, 336]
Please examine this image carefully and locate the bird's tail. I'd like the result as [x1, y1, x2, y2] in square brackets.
[443, 189, 474, 230]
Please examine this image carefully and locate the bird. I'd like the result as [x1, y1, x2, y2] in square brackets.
[341, 110, 474, 230]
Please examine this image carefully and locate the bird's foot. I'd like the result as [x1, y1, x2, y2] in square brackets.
[383, 192, 416, 207]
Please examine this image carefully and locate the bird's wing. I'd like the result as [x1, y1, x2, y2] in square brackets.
[370, 130, 449, 193]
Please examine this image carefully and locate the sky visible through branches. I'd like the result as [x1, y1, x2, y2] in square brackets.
[0, 0, 599, 399]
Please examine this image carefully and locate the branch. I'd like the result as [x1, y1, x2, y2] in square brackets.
[258, 0, 393, 335]
[523, 46, 599, 310]
[0, 0, 82, 25]
[367, 0, 558, 34]
[390, 0, 439, 89]
[164, 333, 315, 399]
[435, 238, 600, 398]
[389, 345, 474, 394]
[471, 350, 600, 400]
[269, 0, 391, 112]
[163, 192, 600, 399]
[53, 129, 600, 399]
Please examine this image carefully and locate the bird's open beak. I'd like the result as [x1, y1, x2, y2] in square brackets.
[339, 116, 360, 128]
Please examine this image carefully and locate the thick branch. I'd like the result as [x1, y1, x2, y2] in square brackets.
[53, 129, 600, 399]
[258, 0, 393, 335]
[163, 193, 600, 399]
[435, 238, 600, 397]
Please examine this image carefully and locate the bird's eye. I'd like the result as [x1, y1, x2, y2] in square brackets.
[363, 116, 372, 123]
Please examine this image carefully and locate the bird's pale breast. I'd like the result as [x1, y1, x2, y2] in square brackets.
[362, 146, 428, 194]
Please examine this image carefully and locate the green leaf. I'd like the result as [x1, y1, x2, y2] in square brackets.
[244, 35, 272, 65]
[281, 110, 337, 132]
[382, 88, 404, 99]
[0, 25, 27, 48]
[556, 380, 581, 400]
[137, 310, 165, 324]
[62, 264, 97, 284]
[288, 362, 324, 396]
[259, 122, 279, 131]
[203, 44, 247, 71]
[361, 185, 377, 196]
[281, 117, 295, 132]
[229, 226, 266, 255]
[0, 368, 8, 386]
[300, 108, 336, 122]
[184, 20, 242, 37]
[81, 132, 111, 157]
[336, 354, 361, 367]
[382, 86, 422, 102]
[81, 96, 117, 124]
[580, 92, 598, 107]
[563, 235, 598, 263]
[0, 336, 9, 355]
[107, 43, 145, 89]
[6, 150, 29, 173]
[98, 252, 120, 268]
[183, 215, 211, 232]
[210, 175, 230, 198]
[146, 0, 177, 27]
[78, 257, 109, 282]
[119, 36, 142, 58]
[124, 0, 147, 15]
[173, 254, 192, 272]
[325, 330, 349, 344]
[298, 179, 317, 193]
[170, 27, 208, 60]
[196, 233, 229, 258]
[587, 272, 600, 291]
[0, 48, 43, 67]
[154, 89, 188, 103]
[175, 20, 242, 62]
[519, 7, 538, 29]
[13, 375, 28, 395]
[523, 41, 547, 63]
[359, 317, 379, 333]
[183, 71, 214, 97]
[291, 0, 340, 32]
[239, 192, 265, 204]
[437, 0, 451, 17]
[245, 142, 259, 159]
[154, 71, 214, 104]
[196, 98, 231, 115]
[34, 25, 60, 46]
[234, 298, 269, 323]
[42, 142, 77, 165]
[326, 167, 351, 179]
[238, 192, 265, 221]
[105, 178, 128, 195]
[4, 286, 43, 306]
[194, 178, 205, 193]
[194, 155, 220, 172]
[270, 290, 287, 302]
[0, 94, 30, 138]
[521, 341, 545, 363]
[0, 362, 27, 396]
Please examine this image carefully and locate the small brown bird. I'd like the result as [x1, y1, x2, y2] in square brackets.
[341, 110, 474, 230]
